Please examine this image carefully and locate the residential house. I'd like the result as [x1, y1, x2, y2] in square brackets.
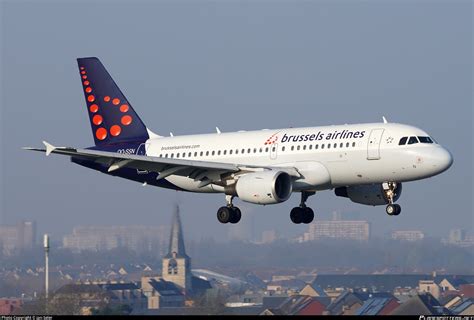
[390, 293, 450, 315]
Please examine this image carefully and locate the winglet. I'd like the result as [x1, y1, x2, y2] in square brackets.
[382, 116, 388, 124]
[42, 141, 55, 156]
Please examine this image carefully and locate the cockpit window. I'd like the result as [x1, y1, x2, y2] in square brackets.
[408, 136, 419, 145]
[399, 137, 408, 145]
[418, 136, 433, 144]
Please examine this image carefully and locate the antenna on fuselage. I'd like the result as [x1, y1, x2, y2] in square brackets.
[382, 116, 388, 124]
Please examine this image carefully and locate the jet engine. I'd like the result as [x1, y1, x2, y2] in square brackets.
[334, 183, 402, 206]
[234, 171, 293, 205]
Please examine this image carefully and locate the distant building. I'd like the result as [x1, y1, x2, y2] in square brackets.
[355, 297, 400, 315]
[390, 293, 448, 315]
[0, 298, 23, 315]
[391, 230, 425, 242]
[450, 298, 474, 315]
[55, 206, 211, 313]
[161, 207, 193, 295]
[418, 280, 441, 299]
[449, 229, 465, 243]
[299, 283, 327, 298]
[260, 295, 330, 316]
[443, 229, 474, 247]
[0, 221, 36, 255]
[62, 225, 168, 253]
[439, 278, 468, 292]
[141, 206, 211, 310]
[301, 219, 370, 242]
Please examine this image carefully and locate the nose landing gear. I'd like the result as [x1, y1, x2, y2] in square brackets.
[290, 191, 315, 224]
[383, 182, 401, 216]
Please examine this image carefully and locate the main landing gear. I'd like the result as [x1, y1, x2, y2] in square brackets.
[383, 182, 401, 216]
[217, 195, 242, 224]
[290, 191, 315, 224]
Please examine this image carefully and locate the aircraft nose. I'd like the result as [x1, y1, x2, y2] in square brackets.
[433, 147, 453, 173]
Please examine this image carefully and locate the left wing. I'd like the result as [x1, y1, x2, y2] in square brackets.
[24, 141, 301, 188]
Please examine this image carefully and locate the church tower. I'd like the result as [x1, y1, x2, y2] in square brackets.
[162, 205, 192, 294]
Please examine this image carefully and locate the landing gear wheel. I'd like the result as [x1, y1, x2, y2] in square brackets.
[230, 207, 242, 224]
[217, 206, 232, 223]
[290, 207, 304, 224]
[302, 207, 314, 224]
[386, 204, 401, 216]
[393, 204, 401, 216]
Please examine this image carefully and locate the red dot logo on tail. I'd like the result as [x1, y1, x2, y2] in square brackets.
[110, 125, 122, 137]
[121, 115, 132, 126]
[104, 96, 110, 102]
[95, 127, 107, 140]
[89, 104, 99, 113]
[120, 104, 129, 113]
[112, 98, 120, 105]
[92, 114, 103, 125]
[87, 95, 95, 102]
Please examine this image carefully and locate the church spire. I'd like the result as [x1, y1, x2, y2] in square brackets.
[165, 204, 189, 258]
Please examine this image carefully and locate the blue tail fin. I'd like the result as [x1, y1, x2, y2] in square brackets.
[77, 57, 149, 146]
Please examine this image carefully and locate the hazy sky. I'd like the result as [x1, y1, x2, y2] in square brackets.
[1, 0, 472, 242]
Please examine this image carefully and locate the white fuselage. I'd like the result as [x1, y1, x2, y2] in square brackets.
[141, 122, 453, 194]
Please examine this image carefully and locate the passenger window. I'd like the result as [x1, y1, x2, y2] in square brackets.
[346, 142, 349, 148]
[247, 148, 251, 153]
[212, 151, 215, 156]
[200, 151, 203, 156]
[265, 147, 269, 152]
[315, 144, 319, 149]
[206, 151, 209, 156]
[321, 144, 325, 149]
[309, 145, 312, 150]
[217, 150, 221, 155]
[194, 152, 198, 157]
[340, 143, 343, 148]
[303, 145, 306, 150]
[328, 144, 331, 149]
[272, 146, 276, 152]
[334, 143, 337, 148]
[259, 148, 263, 153]
[253, 148, 257, 153]
[165, 154, 168, 158]
[399, 137, 408, 145]
[297, 146, 300, 151]
[352, 142, 356, 147]
[171, 153, 174, 158]
[291, 146, 294, 151]
[418, 136, 433, 143]
[187, 152, 191, 157]
[282, 146, 286, 152]
[159, 154, 162, 157]
[235, 149, 238, 154]
[408, 136, 418, 145]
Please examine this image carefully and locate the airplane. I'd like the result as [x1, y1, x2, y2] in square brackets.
[25, 57, 453, 225]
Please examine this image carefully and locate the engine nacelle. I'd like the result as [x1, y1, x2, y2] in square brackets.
[335, 183, 402, 206]
[235, 171, 293, 205]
